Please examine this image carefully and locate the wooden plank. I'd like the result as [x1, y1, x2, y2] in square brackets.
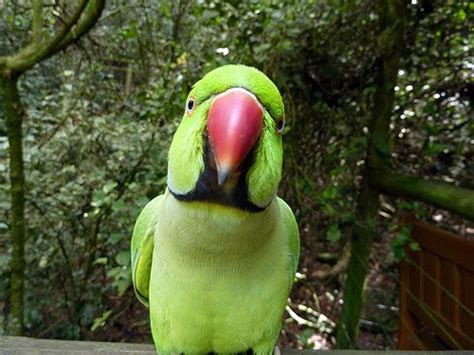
[399, 217, 474, 350]
[408, 219, 474, 271]
[440, 259, 456, 326]
[459, 267, 474, 336]
[399, 257, 419, 350]
[398, 263, 412, 350]
[407, 298, 473, 350]
[0, 336, 471, 354]
[407, 249, 421, 302]
[0, 336, 155, 354]
[421, 251, 439, 311]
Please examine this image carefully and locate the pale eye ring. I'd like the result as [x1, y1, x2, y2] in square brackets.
[186, 98, 195, 113]
[276, 118, 285, 133]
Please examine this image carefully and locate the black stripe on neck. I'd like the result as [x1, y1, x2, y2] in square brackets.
[169, 141, 267, 213]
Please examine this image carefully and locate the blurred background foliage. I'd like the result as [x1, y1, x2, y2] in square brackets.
[0, 0, 472, 349]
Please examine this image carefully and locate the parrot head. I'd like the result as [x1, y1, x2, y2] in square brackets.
[167, 65, 285, 212]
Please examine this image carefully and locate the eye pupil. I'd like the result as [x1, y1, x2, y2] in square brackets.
[277, 119, 285, 131]
[187, 99, 194, 111]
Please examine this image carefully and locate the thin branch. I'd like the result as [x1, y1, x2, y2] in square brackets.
[285, 305, 319, 329]
[314, 242, 351, 282]
[54, 0, 106, 53]
[28, 198, 77, 294]
[44, 0, 88, 49]
[83, 130, 157, 280]
[4, 0, 89, 74]
[31, 0, 44, 45]
[3, 0, 104, 75]
[440, 118, 471, 133]
[37, 82, 89, 150]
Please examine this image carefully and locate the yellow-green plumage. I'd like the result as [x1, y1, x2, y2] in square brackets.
[131, 65, 299, 354]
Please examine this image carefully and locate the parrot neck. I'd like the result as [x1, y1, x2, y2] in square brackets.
[158, 189, 280, 256]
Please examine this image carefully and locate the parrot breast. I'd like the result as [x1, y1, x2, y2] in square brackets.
[149, 191, 292, 354]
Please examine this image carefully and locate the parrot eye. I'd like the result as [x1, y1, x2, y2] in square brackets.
[186, 98, 195, 113]
[276, 118, 285, 133]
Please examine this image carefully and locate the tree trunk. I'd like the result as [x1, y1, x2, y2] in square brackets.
[0, 1, 105, 335]
[336, 0, 405, 348]
[336, 178, 379, 348]
[1, 74, 26, 335]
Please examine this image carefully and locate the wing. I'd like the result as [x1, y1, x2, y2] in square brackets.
[277, 197, 300, 285]
[131, 195, 164, 306]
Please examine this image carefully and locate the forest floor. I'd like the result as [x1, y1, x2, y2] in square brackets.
[280, 225, 400, 350]
[280, 205, 474, 350]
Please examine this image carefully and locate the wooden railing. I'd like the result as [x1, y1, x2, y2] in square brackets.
[399, 217, 474, 350]
[0, 335, 463, 354]
[0, 336, 366, 354]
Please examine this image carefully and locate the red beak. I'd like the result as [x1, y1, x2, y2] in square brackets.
[207, 88, 264, 185]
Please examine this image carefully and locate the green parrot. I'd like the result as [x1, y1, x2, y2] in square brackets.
[131, 64, 299, 354]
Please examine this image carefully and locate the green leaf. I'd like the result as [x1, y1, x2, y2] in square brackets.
[322, 203, 336, 216]
[91, 190, 106, 207]
[106, 233, 124, 245]
[425, 142, 448, 155]
[116, 250, 131, 266]
[330, 166, 346, 176]
[321, 185, 338, 200]
[115, 278, 131, 296]
[340, 211, 355, 223]
[326, 224, 341, 243]
[409, 241, 421, 251]
[391, 225, 416, 261]
[111, 200, 126, 212]
[91, 310, 112, 332]
[94, 257, 108, 265]
[0, 254, 10, 269]
[103, 181, 118, 194]
[392, 246, 406, 261]
[107, 266, 132, 296]
[298, 328, 314, 347]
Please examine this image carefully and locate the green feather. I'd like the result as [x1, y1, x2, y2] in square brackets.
[168, 64, 285, 207]
[278, 197, 300, 281]
[189, 65, 284, 121]
[248, 113, 283, 207]
[167, 100, 210, 194]
[131, 195, 163, 305]
[131, 65, 299, 354]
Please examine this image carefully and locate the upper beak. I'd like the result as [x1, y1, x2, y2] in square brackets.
[207, 88, 264, 186]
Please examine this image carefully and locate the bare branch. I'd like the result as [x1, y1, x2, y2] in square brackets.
[31, 0, 44, 45]
[314, 243, 351, 282]
[54, 0, 106, 53]
[372, 170, 474, 222]
[2, 0, 105, 75]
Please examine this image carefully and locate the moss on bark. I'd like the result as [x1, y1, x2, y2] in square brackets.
[0, 0, 106, 335]
[1, 75, 26, 335]
[336, 0, 405, 348]
[373, 171, 474, 221]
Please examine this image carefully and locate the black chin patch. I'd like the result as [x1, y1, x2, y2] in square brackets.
[169, 139, 266, 213]
[205, 350, 253, 355]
